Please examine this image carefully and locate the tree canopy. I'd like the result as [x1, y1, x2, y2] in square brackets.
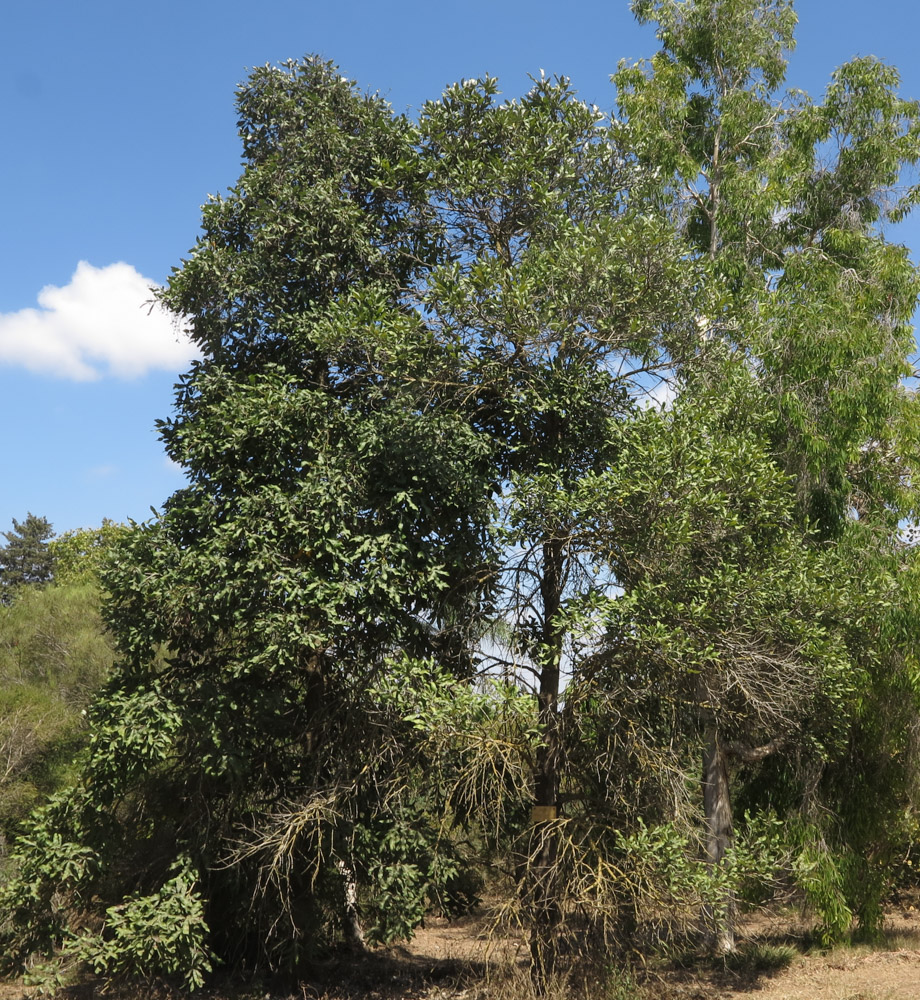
[2, 1, 920, 993]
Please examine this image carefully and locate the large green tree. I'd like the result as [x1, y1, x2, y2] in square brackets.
[0, 60, 499, 988]
[614, 0, 920, 948]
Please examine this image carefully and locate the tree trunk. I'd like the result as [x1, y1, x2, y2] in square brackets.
[528, 534, 565, 995]
[336, 858, 368, 953]
[702, 723, 735, 954]
[528, 804, 560, 992]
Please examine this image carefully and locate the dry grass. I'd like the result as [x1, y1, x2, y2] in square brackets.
[3, 895, 920, 1000]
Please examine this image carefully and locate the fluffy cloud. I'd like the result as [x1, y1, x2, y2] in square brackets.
[0, 261, 200, 380]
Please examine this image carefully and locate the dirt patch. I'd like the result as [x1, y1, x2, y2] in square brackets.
[723, 948, 920, 1000]
[634, 900, 920, 1000]
[0, 985, 34, 1000]
[359, 906, 920, 1000]
[401, 908, 920, 1000]
[408, 914, 525, 967]
[6, 898, 920, 999]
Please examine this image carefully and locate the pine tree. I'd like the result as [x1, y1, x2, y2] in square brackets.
[0, 514, 54, 601]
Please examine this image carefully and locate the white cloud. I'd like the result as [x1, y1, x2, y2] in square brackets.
[0, 261, 200, 380]
[86, 464, 117, 480]
[644, 377, 678, 410]
[163, 456, 186, 476]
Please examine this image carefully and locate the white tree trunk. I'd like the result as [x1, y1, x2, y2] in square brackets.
[702, 725, 735, 954]
[336, 858, 367, 952]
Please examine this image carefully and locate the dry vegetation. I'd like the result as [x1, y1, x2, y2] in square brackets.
[2, 894, 919, 1000]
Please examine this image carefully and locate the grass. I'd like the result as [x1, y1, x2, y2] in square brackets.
[721, 940, 798, 974]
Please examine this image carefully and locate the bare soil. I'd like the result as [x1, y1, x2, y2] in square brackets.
[3, 898, 920, 1000]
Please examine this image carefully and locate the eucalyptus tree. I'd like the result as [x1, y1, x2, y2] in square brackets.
[614, 0, 920, 947]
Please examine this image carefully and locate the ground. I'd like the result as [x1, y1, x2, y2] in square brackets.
[2, 899, 920, 999]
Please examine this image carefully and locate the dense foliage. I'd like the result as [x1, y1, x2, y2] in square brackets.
[2, 0, 920, 993]
[0, 514, 53, 601]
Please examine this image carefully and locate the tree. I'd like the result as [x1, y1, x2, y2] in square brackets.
[0, 515, 54, 601]
[408, 72, 699, 987]
[48, 520, 130, 587]
[0, 59, 498, 988]
[0, 523, 120, 853]
[583, 372, 860, 951]
[0, 581, 115, 836]
[615, 0, 920, 948]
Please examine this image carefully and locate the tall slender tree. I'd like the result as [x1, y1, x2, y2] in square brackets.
[409, 73, 698, 984]
[615, 0, 920, 948]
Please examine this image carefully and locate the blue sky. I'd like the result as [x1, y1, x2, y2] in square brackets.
[2, 0, 919, 536]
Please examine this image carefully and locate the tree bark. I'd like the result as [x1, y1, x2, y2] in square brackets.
[723, 737, 784, 764]
[702, 723, 735, 954]
[528, 533, 565, 995]
[336, 858, 368, 953]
